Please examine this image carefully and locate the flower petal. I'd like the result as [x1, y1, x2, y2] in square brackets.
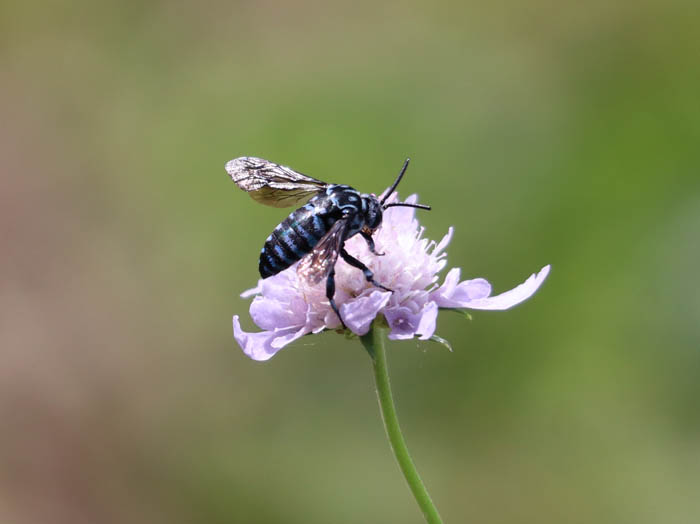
[385, 300, 439, 340]
[431, 268, 478, 307]
[450, 278, 492, 303]
[340, 290, 392, 336]
[261, 270, 299, 300]
[433, 265, 550, 310]
[415, 301, 438, 340]
[270, 326, 309, 349]
[240, 279, 263, 298]
[233, 316, 308, 361]
[434, 227, 454, 256]
[466, 265, 550, 310]
[249, 294, 306, 331]
[385, 306, 417, 339]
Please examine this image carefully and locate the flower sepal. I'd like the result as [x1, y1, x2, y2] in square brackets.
[429, 334, 453, 352]
[441, 308, 473, 321]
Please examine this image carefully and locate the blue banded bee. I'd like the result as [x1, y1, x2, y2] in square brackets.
[226, 156, 430, 329]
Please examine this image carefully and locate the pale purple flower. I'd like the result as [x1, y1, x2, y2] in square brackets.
[233, 193, 550, 361]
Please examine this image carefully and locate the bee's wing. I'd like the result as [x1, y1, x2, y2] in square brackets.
[226, 156, 329, 208]
[297, 219, 348, 285]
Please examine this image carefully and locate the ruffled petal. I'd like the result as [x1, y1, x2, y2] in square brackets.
[414, 301, 438, 340]
[385, 306, 417, 339]
[249, 289, 307, 331]
[430, 268, 464, 307]
[240, 271, 299, 300]
[340, 290, 392, 336]
[433, 265, 550, 311]
[233, 316, 308, 361]
[442, 277, 492, 306]
[463, 265, 550, 310]
[261, 270, 299, 300]
[385, 300, 439, 340]
[270, 326, 309, 349]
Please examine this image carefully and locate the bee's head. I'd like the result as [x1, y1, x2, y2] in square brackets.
[362, 194, 383, 230]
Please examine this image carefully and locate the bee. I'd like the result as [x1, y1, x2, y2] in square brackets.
[226, 156, 430, 329]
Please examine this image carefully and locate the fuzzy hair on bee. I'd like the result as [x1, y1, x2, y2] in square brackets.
[225, 156, 431, 330]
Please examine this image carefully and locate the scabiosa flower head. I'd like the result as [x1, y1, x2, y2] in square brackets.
[234, 192, 550, 361]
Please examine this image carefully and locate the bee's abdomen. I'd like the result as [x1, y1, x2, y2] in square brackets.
[259, 209, 328, 278]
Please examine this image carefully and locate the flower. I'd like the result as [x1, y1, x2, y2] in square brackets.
[233, 193, 550, 361]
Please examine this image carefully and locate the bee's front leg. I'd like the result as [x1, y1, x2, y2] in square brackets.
[360, 230, 384, 256]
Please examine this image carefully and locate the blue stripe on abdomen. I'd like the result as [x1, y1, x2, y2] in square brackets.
[273, 243, 291, 264]
[278, 229, 306, 258]
[289, 218, 319, 248]
[311, 215, 325, 237]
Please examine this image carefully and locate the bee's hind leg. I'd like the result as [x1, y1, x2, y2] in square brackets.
[326, 266, 348, 330]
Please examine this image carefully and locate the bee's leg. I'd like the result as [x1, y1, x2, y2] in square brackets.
[360, 231, 384, 256]
[326, 266, 347, 330]
[340, 247, 393, 293]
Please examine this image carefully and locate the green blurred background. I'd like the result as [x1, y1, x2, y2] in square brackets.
[2, 0, 699, 522]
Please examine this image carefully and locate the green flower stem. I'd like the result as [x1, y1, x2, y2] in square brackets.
[360, 322, 443, 524]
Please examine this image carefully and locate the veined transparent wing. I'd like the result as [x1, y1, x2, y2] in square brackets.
[297, 219, 348, 285]
[226, 156, 328, 208]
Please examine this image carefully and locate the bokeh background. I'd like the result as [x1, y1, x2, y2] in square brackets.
[2, 0, 699, 522]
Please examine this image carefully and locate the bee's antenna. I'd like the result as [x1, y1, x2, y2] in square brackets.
[380, 158, 411, 205]
[383, 202, 432, 211]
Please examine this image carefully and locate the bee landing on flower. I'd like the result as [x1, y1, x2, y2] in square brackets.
[226, 156, 550, 361]
[226, 156, 429, 331]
